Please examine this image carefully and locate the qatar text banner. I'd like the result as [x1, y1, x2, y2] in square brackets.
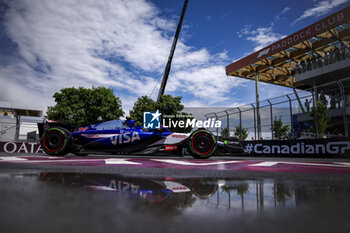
[0, 141, 44, 154]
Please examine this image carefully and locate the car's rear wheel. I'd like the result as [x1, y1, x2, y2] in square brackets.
[41, 127, 72, 156]
[187, 130, 217, 159]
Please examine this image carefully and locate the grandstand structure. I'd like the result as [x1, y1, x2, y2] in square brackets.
[226, 6, 350, 89]
[222, 6, 350, 139]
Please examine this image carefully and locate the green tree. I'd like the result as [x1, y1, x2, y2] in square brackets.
[221, 128, 230, 138]
[233, 125, 248, 140]
[130, 95, 193, 133]
[271, 117, 289, 139]
[129, 96, 156, 126]
[46, 86, 124, 127]
[311, 101, 331, 137]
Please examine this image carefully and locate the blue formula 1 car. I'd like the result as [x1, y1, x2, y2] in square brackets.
[38, 119, 244, 159]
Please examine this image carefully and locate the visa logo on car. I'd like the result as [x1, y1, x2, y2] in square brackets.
[110, 132, 141, 145]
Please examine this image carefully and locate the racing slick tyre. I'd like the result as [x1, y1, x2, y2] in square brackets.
[187, 129, 217, 159]
[41, 127, 72, 156]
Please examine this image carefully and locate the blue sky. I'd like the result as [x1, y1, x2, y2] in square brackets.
[0, 0, 349, 114]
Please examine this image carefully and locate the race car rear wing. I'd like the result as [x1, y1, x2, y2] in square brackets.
[37, 119, 75, 138]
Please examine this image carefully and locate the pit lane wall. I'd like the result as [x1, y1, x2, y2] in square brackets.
[0, 141, 43, 154]
[241, 138, 350, 157]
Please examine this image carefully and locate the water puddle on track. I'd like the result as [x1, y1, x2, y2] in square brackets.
[1, 171, 350, 232]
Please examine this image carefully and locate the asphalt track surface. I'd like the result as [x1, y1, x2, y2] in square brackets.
[1, 153, 350, 233]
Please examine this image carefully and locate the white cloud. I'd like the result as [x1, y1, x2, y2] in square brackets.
[1, 0, 170, 106]
[182, 100, 209, 107]
[168, 65, 247, 105]
[0, 0, 235, 113]
[275, 6, 291, 21]
[281, 6, 291, 14]
[238, 25, 286, 51]
[292, 0, 349, 25]
[259, 82, 292, 100]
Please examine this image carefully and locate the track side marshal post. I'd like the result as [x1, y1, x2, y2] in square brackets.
[157, 0, 189, 101]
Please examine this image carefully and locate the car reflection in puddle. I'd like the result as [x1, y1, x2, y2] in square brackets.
[39, 172, 348, 213]
[40, 172, 219, 209]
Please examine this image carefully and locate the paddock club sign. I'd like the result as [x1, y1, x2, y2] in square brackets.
[242, 138, 350, 156]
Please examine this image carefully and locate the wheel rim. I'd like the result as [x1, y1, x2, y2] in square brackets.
[191, 133, 214, 155]
[43, 131, 64, 152]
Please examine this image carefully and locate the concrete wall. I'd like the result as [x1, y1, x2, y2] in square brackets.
[0, 117, 16, 141]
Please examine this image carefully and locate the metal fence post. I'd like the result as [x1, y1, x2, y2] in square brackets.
[312, 87, 319, 138]
[338, 81, 348, 137]
[293, 87, 305, 113]
[251, 104, 256, 140]
[287, 95, 294, 137]
[267, 99, 273, 139]
[213, 113, 219, 141]
[255, 73, 262, 139]
[237, 107, 242, 140]
[224, 110, 229, 135]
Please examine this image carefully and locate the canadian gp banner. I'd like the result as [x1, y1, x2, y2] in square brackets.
[0, 141, 44, 154]
[242, 138, 350, 156]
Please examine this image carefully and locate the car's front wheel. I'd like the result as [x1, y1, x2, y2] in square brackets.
[187, 130, 217, 159]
